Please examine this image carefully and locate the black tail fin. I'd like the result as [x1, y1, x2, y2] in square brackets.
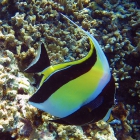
[24, 43, 50, 73]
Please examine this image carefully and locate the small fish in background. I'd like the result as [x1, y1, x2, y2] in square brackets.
[25, 13, 116, 126]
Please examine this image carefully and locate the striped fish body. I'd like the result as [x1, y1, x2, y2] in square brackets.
[25, 14, 115, 125]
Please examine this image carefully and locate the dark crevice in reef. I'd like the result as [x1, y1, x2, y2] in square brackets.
[124, 53, 140, 68]
[0, 1, 18, 20]
[117, 77, 140, 109]
[0, 131, 16, 140]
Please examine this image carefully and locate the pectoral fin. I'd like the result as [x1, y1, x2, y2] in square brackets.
[85, 96, 104, 112]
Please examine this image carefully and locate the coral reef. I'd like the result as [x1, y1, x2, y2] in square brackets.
[0, 0, 140, 139]
[83, 121, 117, 140]
[0, 49, 37, 139]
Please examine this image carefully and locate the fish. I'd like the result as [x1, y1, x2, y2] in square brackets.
[25, 13, 115, 126]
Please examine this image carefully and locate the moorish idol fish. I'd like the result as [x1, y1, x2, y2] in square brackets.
[25, 13, 115, 125]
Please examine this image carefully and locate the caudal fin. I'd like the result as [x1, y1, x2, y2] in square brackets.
[24, 43, 50, 73]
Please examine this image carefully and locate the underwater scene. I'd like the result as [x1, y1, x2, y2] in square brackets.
[0, 0, 140, 140]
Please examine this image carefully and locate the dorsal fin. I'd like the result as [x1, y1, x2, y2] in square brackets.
[60, 13, 110, 75]
[24, 43, 50, 73]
